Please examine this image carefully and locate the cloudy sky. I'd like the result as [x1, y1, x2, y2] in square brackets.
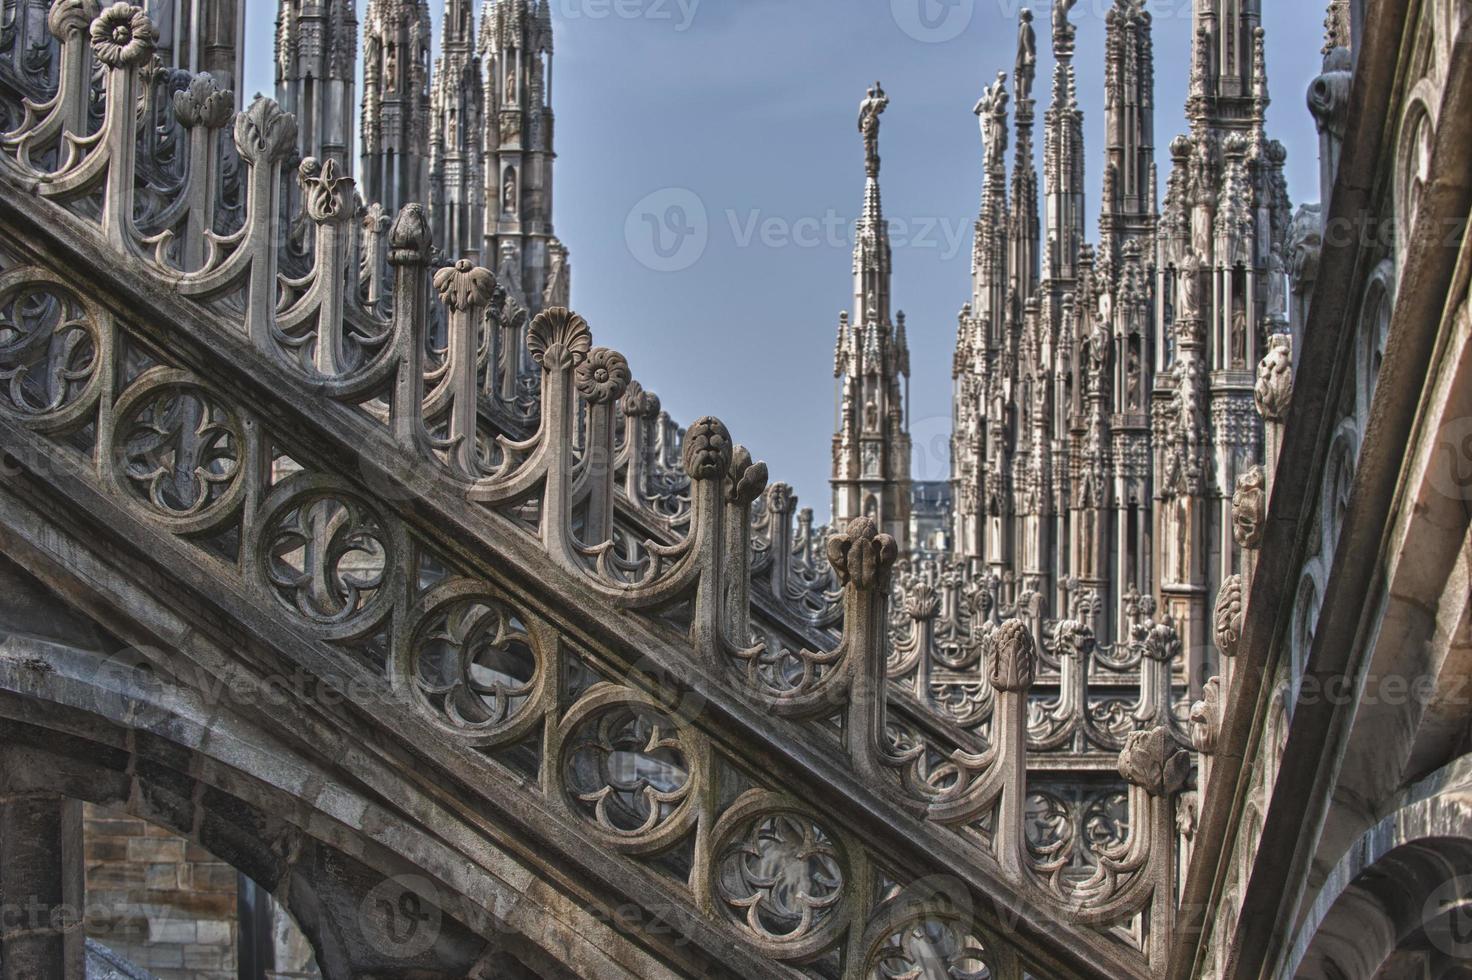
[245, 0, 1327, 516]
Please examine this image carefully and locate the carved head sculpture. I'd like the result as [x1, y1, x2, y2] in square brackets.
[988, 619, 1035, 693]
[682, 417, 733, 481]
[1255, 334, 1294, 421]
[1232, 466, 1267, 549]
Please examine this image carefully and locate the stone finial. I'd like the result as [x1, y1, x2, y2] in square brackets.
[619, 380, 661, 419]
[173, 74, 233, 130]
[49, 0, 101, 38]
[825, 517, 898, 591]
[1213, 575, 1245, 658]
[682, 417, 733, 481]
[90, 3, 156, 67]
[988, 618, 1035, 693]
[1119, 726, 1190, 797]
[903, 581, 940, 621]
[573, 348, 630, 405]
[434, 259, 496, 312]
[234, 97, 298, 166]
[1054, 618, 1096, 658]
[362, 202, 391, 235]
[299, 157, 352, 224]
[1232, 466, 1267, 549]
[387, 204, 432, 266]
[1143, 617, 1183, 663]
[1190, 677, 1223, 755]
[765, 482, 796, 516]
[1255, 334, 1294, 421]
[527, 308, 592, 370]
[727, 445, 769, 506]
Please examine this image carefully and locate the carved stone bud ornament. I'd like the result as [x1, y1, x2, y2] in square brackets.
[825, 517, 898, 591]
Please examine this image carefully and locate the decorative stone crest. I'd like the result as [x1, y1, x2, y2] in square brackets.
[527, 308, 592, 370]
[574, 348, 630, 405]
[682, 417, 732, 481]
[433, 259, 496, 313]
[825, 517, 898, 591]
[619, 380, 660, 419]
[1255, 334, 1294, 422]
[48, 0, 101, 38]
[173, 74, 233, 130]
[727, 445, 769, 506]
[1213, 574, 1245, 658]
[1118, 726, 1189, 797]
[299, 157, 352, 224]
[988, 618, 1035, 693]
[1232, 466, 1266, 549]
[234, 96, 298, 166]
[903, 581, 940, 621]
[1190, 677, 1223, 755]
[388, 204, 432, 266]
[90, 3, 156, 68]
[1143, 617, 1182, 663]
[764, 482, 796, 517]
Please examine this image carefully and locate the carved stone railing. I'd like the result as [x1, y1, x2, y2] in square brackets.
[0, 6, 1185, 976]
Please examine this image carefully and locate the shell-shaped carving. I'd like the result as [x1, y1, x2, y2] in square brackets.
[1213, 574, 1245, 657]
[1119, 726, 1190, 797]
[89, 3, 156, 67]
[233, 96, 298, 166]
[173, 73, 233, 130]
[433, 259, 496, 313]
[682, 416, 732, 481]
[988, 618, 1035, 693]
[528, 308, 592, 371]
[575, 347, 631, 404]
[903, 582, 939, 621]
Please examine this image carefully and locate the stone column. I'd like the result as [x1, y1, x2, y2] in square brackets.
[0, 794, 85, 979]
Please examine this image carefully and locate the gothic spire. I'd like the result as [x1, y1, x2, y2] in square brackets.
[430, 0, 485, 259]
[275, 0, 359, 170]
[361, 0, 433, 215]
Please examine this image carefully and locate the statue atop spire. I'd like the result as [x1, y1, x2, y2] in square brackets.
[858, 82, 888, 178]
[975, 71, 1009, 168]
[1016, 10, 1036, 102]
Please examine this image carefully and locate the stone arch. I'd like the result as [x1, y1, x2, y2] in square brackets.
[1392, 86, 1438, 263]
[1283, 758, 1472, 980]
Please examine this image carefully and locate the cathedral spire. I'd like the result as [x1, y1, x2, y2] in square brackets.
[275, 0, 359, 170]
[1100, 0, 1155, 264]
[481, 0, 564, 314]
[361, 0, 433, 216]
[430, 0, 485, 259]
[1042, 0, 1084, 284]
[1010, 11, 1040, 303]
[833, 83, 910, 552]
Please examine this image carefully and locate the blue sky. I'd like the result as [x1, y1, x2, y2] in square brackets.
[245, 0, 1327, 517]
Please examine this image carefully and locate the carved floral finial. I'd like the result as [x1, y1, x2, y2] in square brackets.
[825, 517, 898, 591]
[387, 204, 432, 266]
[988, 618, 1035, 693]
[233, 96, 298, 166]
[527, 308, 593, 371]
[619, 379, 661, 419]
[1213, 575, 1244, 658]
[682, 417, 732, 481]
[903, 581, 940, 621]
[1054, 618, 1096, 658]
[1118, 726, 1190, 797]
[433, 259, 496, 312]
[1143, 616, 1182, 663]
[49, 0, 101, 39]
[299, 157, 352, 224]
[1255, 334, 1294, 421]
[1232, 466, 1266, 549]
[575, 348, 631, 404]
[90, 3, 157, 68]
[172, 73, 233, 129]
[727, 445, 769, 506]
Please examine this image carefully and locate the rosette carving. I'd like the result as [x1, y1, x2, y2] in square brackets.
[89, 3, 156, 68]
[574, 347, 631, 404]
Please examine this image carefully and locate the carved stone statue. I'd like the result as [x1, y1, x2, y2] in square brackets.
[857, 82, 888, 177]
[974, 71, 1009, 165]
[502, 167, 517, 214]
[1178, 250, 1204, 321]
[1052, 0, 1076, 37]
[1015, 10, 1036, 102]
